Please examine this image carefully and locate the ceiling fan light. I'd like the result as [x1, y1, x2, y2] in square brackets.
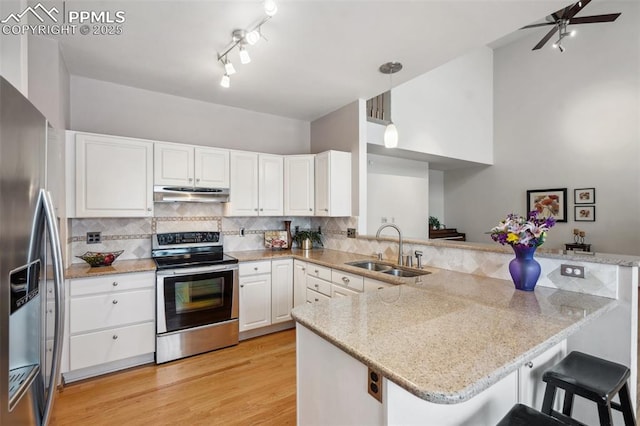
[223, 58, 236, 75]
[569, 29, 577, 37]
[239, 46, 251, 64]
[552, 42, 558, 48]
[220, 73, 230, 88]
[384, 123, 398, 148]
[264, 0, 278, 16]
[246, 30, 260, 45]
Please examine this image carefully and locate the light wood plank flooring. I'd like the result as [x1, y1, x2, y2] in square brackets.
[50, 329, 297, 426]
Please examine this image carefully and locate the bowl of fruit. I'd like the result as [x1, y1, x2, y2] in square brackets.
[76, 250, 124, 267]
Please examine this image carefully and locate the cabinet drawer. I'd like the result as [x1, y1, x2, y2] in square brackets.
[306, 288, 331, 304]
[70, 271, 155, 297]
[331, 270, 364, 292]
[332, 284, 360, 298]
[363, 278, 393, 292]
[306, 264, 331, 281]
[70, 289, 155, 334]
[306, 275, 331, 297]
[239, 261, 272, 276]
[69, 322, 155, 371]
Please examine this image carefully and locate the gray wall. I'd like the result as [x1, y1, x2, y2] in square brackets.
[27, 36, 70, 130]
[70, 75, 311, 154]
[445, 1, 640, 255]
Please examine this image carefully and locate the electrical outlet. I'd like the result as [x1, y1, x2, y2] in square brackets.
[367, 368, 383, 403]
[239, 228, 245, 237]
[347, 228, 356, 238]
[561, 264, 585, 278]
[86, 232, 101, 244]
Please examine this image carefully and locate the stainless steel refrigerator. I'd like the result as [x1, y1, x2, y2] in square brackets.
[0, 77, 65, 425]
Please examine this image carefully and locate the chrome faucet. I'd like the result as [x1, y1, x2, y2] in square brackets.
[376, 224, 404, 266]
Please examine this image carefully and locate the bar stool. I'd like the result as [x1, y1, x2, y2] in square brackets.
[541, 351, 636, 426]
[497, 403, 568, 426]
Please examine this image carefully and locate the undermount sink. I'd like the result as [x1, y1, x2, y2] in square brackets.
[345, 260, 431, 277]
[383, 268, 431, 278]
[345, 260, 393, 272]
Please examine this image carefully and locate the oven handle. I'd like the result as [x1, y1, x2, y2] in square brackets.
[156, 264, 238, 276]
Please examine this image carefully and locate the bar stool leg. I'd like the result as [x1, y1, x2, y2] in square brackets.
[618, 383, 637, 426]
[562, 391, 574, 416]
[541, 385, 557, 415]
[597, 404, 614, 426]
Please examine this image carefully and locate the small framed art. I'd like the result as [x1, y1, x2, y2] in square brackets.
[575, 205, 596, 222]
[574, 188, 595, 204]
[526, 188, 567, 223]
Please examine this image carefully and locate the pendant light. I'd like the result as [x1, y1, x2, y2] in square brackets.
[379, 62, 402, 148]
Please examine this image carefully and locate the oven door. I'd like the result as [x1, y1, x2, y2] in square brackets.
[156, 265, 238, 334]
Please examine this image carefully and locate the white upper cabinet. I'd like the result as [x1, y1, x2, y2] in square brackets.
[154, 142, 229, 188]
[284, 155, 315, 216]
[315, 150, 351, 217]
[75, 133, 153, 217]
[258, 154, 284, 216]
[226, 151, 283, 216]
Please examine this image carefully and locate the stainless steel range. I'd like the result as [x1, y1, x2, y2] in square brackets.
[152, 231, 238, 364]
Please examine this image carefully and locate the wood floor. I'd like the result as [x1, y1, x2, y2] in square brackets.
[50, 329, 297, 426]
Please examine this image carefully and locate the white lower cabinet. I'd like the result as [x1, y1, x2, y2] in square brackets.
[239, 261, 272, 332]
[272, 259, 293, 324]
[293, 259, 308, 307]
[63, 271, 156, 381]
[518, 340, 567, 410]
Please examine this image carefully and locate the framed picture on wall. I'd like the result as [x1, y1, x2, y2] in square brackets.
[526, 188, 567, 223]
[574, 188, 596, 204]
[575, 205, 596, 222]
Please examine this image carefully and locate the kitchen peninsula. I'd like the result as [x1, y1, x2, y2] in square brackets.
[291, 267, 630, 425]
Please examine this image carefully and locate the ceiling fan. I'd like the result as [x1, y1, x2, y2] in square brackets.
[520, 0, 621, 52]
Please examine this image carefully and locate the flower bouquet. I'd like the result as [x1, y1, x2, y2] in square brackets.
[490, 211, 555, 291]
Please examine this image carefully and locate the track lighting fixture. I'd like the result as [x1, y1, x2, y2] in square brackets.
[216, 1, 277, 88]
[379, 62, 402, 149]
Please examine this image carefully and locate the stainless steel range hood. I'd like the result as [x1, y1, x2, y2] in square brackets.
[153, 186, 230, 203]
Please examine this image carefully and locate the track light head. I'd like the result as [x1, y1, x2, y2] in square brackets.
[239, 46, 251, 64]
[264, 0, 278, 17]
[223, 57, 236, 75]
[220, 73, 230, 88]
[246, 30, 261, 45]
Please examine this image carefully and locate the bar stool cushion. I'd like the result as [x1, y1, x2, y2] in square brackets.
[543, 351, 630, 404]
[497, 404, 567, 426]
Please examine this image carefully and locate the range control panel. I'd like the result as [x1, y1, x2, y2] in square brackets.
[155, 232, 220, 246]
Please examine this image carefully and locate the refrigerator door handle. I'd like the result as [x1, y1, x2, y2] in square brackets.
[40, 189, 65, 426]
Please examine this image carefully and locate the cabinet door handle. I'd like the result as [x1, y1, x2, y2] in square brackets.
[112, 335, 118, 340]
[112, 299, 118, 304]
[525, 362, 533, 368]
[309, 208, 312, 211]
[112, 281, 118, 287]
[254, 208, 258, 211]
[314, 298, 319, 302]
[240, 284, 244, 288]
[188, 178, 193, 182]
[301, 268, 305, 271]
[254, 267, 258, 271]
[324, 208, 328, 212]
[342, 277, 350, 284]
[196, 178, 200, 183]
[314, 284, 319, 288]
[260, 208, 263, 211]
[314, 269, 319, 274]
[147, 207, 152, 211]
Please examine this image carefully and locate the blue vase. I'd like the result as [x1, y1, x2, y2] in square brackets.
[509, 245, 541, 291]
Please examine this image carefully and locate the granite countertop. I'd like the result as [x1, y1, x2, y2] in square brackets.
[227, 248, 438, 285]
[65, 259, 157, 279]
[291, 269, 617, 404]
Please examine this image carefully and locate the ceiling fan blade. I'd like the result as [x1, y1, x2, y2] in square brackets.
[564, 0, 592, 19]
[569, 13, 621, 24]
[533, 26, 559, 50]
[554, 5, 573, 20]
[521, 22, 556, 29]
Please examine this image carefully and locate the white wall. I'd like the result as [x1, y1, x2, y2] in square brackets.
[70, 75, 310, 154]
[445, 1, 640, 255]
[428, 170, 444, 225]
[310, 100, 364, 220]
[28, 36, 70, 129]
[369, 47, 494, 165]
[367, 154, 429, 239]
[0, 0, 29, 95]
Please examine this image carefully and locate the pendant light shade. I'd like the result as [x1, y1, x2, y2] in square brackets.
[379, 61, 402, 149]
[384, 122, 398, 148]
